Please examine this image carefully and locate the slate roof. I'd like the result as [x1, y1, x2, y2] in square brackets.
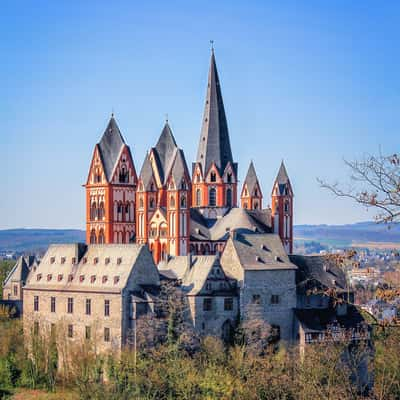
[98, 116, 127, 181]
[153, 122, 179, 185]
[25, 243, 159, 293]
[195, 50, 235, 176]
[189, 207, 272, 241]
[273, 161, 292, 196]
[170, 149, 190, 185]
[294, 306, 366, 332]
[158, 255, 234, 295]
[227, 233, 297, 270]
[289, 255, 349, 294]
[138, 153, 154, 190]
[243, 161, 261, 196]
[3, 256, 37, 287]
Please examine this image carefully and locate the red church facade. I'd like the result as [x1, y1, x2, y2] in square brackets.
[85, 50, 294, 263]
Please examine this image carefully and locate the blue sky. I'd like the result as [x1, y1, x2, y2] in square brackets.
[1, 1, 399, 229]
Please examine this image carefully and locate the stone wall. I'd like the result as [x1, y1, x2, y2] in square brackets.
[241, 269, 296, 341]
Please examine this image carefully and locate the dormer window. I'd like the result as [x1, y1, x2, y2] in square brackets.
[72, 257, 77, 265]
[61, 257, 66, 264]
[90, 275, 96, 283]
[210, 172, 216, 182]
[79, 275, 85, 282]
[57, 274, 63, 281]
[83, 257, 87, 264]
[113, 276, 120, 284]
[117, 257, 122, 265]
[47, 274, 52, 281]
[50, 257, 55, 264]
[102, 276, 108, 283]
[68, 274, 73, 282]
[93, 257, 99, 265]
[37, 274, 42, 281]
[105, 257, 110, 265]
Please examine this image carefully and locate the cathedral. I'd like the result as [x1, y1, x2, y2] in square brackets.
[85, 49, 294, 263]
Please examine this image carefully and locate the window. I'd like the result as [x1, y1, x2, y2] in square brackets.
[90, 230, 96, 244]
[208, 188, 216, 207]
[252, 294, 261, 304]
[51, 297, 56, 313]
[169, 196, 175, 208]
[34, 296, 39, 311]
[86, 299, 91, 315]
[227, 173, 232, 183]
[50, 257, 55, 264]
[224, 297, 233, 311]
[210, 172, 216, 182]
[79, 275, 85, 282]
[61, 257, 66, 264]
[196, 189, 201, 206]
[104, 300, 110, 316]
[85, 326, 91, 340]
[284, 201, 289, 213]
[47, 274, 52, 281]
[67, 324, 73, 338]
[33, 321, 39, 336]
[181, 180, 187, 190]
[58, 274, 63, 281]
[117, 257, 122, 265]
[203, 298, 212, 311]
[67, 298, 74, 314]
[90, 275, 96, 283]
[68, 274, 74, 282]
[104, 327, 110, 342]
[226, 188, 232, 207]
[36, 274, 42, 281]
[271, 295, 280, 304]
[13, 285, 17, 296]
[149, 197, 155, 209]
[114, 276, 120, 285]
[180, 195, 187, 208]
[102, 276, 108, 283]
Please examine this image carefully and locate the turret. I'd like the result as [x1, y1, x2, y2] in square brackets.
[241, 161, 263, 210]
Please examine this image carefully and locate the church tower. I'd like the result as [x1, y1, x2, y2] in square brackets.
[136, 122, 191, 263]
[85, 115, 137, 244]
[192, 48, 237, 217]
[271, 161, 293, 253]
[241, 161, 263, 210]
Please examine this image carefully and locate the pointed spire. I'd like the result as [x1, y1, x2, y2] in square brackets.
[98, 115, 126, 181]
[243, 161, 260, 195]
[196, 49, 234, 175]
[275, 160, 290, 185]
[153, 122, 178, 184]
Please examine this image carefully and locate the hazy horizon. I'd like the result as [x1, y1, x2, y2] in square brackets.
[2, 1, 399, 229]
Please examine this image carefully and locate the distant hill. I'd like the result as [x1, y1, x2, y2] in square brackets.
[0, 229, 85, 253]
[0, 222, 399, 253]
[294, 222, 400, 247]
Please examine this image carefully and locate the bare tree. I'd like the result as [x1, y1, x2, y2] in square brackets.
[318, 152, 400, 223]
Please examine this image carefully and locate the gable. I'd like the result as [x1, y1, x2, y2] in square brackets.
[109, 145, 137, 185]
[86, 145, 107, 185]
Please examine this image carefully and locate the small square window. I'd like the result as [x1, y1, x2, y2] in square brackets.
[252, 294, 261, 305]
[47, 274, 52, 281]
[36, 274, 42, 281]
[90, 275, 96, 283]
[93, 257, 99, 265]
[113, 276, 120, 285]
[203, 298, 212, 311]
[57, 274, 63, 281]
[270, 295, 280, 305]
[117, 258, 122, 265]
[79, 275, 85, 282]
[102, 276, 108, 284]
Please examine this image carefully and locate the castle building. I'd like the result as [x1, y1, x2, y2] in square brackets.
[85, 49, 294, 264]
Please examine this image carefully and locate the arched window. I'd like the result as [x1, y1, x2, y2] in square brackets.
[227, 173, 232, 183]
[125, 203, 130, 221]
[180, 195, 187, 208]
[98, 229, 105, 244]
[149, 197, 155, 209]
[209, 188, 216, 207]
[139, 197, 144, 209]
[254, 188, 258, 197]
[170, 196, 175, 208]
[254, 201, 259, 210]
[98, 202, 105, 220]
[181, 180, 187, 190]
[284, 201, 289, 213]
[90, 229, 96, 244]
[150, 182, 155, 192]
[90, 202, 97, 220]
[117, 202, 123, 221]
[226, 188, 232, 207]
[210, 172, 216, 182]
[196, 189, 201, 206]
[119, 166, 129, 183]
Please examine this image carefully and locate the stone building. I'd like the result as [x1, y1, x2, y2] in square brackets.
[23, 243, 159, 353]
[159, 254, 238, 340]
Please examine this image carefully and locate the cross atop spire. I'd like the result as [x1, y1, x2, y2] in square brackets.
[195, 48, 235, 176]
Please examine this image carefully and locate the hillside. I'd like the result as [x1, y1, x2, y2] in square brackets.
[294, 221, 400, 248]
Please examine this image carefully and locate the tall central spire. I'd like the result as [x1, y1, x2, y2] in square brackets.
[196, 49, 234, 175]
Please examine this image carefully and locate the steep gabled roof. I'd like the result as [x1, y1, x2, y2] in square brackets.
[196, 50, 234, 175]
[3, 256, 32, 287]
[138, 153, 155, 190]
[153, 122, 178, 184]
[98, 116, 126, 181]
[243, 161, 261, 196]
[273, 161, 292, 196]
[170, 149, 190, 185]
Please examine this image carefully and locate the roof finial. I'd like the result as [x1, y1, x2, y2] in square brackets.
[165, 113, 168, 123]
[111, 107, 114, 118]
[210, 39, 214, 52]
